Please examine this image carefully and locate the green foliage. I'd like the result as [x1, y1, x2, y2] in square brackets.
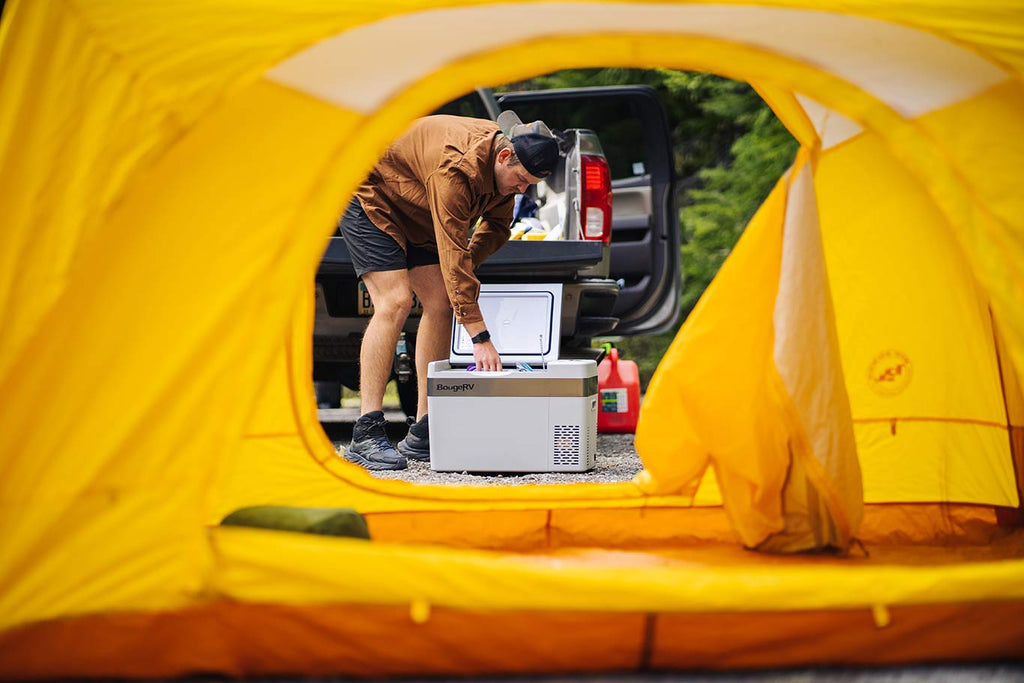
[679, 94, 797, 313]
[502, 68, 798, 389]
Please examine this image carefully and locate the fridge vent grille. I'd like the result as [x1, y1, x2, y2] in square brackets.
[553, 425, 581, 466]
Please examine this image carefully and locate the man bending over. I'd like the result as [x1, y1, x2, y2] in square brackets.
[339, 112, 560, 470]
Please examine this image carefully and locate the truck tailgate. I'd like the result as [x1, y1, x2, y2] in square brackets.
[319, 238, 604, 278]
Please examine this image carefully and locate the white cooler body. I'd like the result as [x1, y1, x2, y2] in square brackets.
[427, 359, 598, 473]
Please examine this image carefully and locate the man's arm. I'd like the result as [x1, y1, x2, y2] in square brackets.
[469, 199, 514, 269]
[426, 173, 502, 370]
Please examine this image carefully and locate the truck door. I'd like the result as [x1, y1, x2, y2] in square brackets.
[496, 86, 681, 336]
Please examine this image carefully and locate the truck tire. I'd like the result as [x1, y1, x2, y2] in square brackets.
[314, 381, 342, 409]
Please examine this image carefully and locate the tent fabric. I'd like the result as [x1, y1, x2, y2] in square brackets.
[1, 0, 1024, 677]
[636, 150, 864, 552]
[4, 600, 1023, 679]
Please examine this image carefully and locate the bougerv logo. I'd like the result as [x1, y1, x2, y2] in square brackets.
[434, 382, 475, 393]
[868, 350, 912, 396]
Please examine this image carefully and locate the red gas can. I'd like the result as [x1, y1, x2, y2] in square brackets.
[597, 347, 641, 433]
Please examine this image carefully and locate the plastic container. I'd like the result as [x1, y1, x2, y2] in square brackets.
[597, 347, 641, 433]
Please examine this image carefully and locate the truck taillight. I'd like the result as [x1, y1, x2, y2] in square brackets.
[580, 154, 611, 243]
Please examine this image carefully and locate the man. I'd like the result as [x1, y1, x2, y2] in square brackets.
[340, 111, 561, 470]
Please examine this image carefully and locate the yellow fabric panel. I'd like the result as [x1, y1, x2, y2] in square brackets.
[675, 0, 1024, 79]
[0, 79, 361, 629]
[692, 466, 724, 505]
[635, 170, 789, 545]
[211, 525, 1024, 612]
[917, 80, 1024, 247]
[830, 0, 1024, 76]
[57, 1, 405, 128]
[854, 421, 1018, 505]
[815, 127, 1017, 505]
[242, 328, 306, 441]
[914, 80, 1024, 384]
[0, 0, 184, 378]
[819, 83, 1024, 400]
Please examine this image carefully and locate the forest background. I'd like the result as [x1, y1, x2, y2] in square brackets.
[504, 69, 800, 389]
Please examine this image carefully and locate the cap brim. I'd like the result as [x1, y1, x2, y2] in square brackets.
[496, 110, 524, 136]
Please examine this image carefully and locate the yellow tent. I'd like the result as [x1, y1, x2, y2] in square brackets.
[1, 0, 1023, 678]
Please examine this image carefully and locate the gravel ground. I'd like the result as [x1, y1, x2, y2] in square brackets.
[321, 408, 643, 485]
[367, 432, 643, 485]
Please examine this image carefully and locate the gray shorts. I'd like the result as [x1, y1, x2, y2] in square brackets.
[338, 197, 440, 277]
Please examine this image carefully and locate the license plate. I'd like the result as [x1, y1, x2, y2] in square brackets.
[357, 281, 424, 316]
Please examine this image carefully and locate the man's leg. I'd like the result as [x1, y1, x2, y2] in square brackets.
[408, 264, 451, 418]
[359, 268, 414, 413]
[396, 264, 450, 461]
[343, 268, 413, 471]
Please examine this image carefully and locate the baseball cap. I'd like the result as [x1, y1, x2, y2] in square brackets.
[496, 110, 560, 178]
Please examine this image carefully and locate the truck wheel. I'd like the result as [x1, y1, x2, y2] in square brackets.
[314, 381, 342, 409]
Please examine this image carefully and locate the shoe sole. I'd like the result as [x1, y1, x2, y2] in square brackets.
[343, 448, 407, 471]
[397, 440, 430, 461]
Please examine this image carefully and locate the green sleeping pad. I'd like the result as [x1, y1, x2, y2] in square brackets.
[220, 506, 370, 540]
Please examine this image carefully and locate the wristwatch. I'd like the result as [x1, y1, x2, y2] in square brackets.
[470, 330, 491, 344]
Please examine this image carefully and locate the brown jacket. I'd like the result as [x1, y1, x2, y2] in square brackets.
[355, 115, 514, 325]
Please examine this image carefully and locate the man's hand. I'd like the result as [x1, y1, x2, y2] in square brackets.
[473, 340, 502, 372]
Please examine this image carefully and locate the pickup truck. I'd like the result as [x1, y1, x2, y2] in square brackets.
[314, 85, 680, 414]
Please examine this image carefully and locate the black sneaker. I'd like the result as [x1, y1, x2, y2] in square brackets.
[397, 414, 430, 461]
[344, 411, 407, 470]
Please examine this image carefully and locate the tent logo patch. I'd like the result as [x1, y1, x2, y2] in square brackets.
[868, 350, 912, 396]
